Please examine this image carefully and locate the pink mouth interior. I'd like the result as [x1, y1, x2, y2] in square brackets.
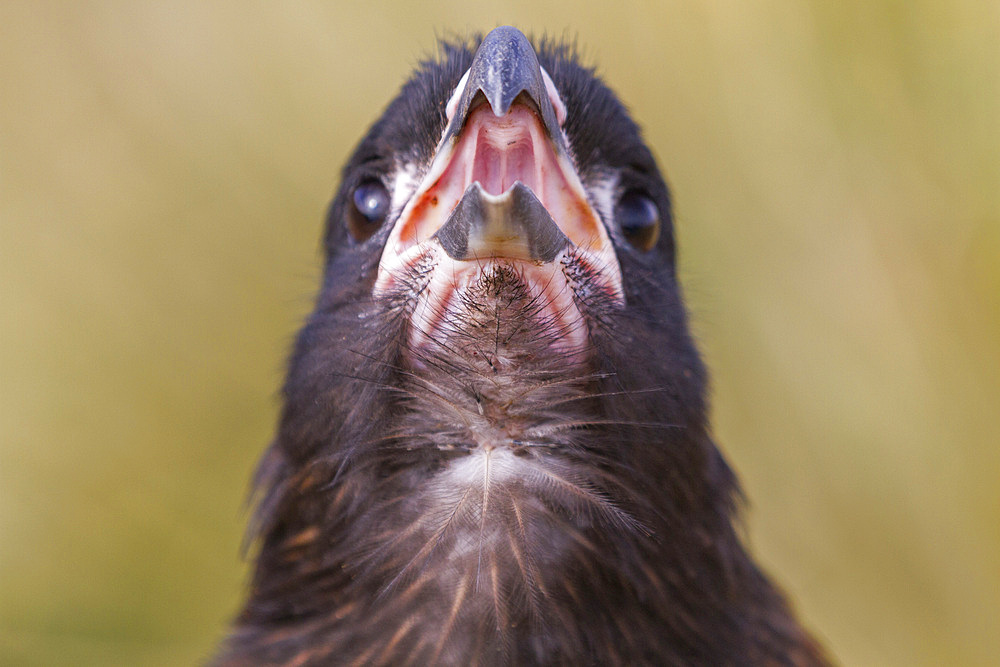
[469, 107, 540, 196]
[394, 103, 604, 252]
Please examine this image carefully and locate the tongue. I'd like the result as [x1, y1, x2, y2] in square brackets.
[434, 182, 572, 263]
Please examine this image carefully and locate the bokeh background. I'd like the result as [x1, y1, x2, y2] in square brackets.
[2, 2, 998, 664]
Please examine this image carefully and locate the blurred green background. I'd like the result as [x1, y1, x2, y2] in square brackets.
[2, 1, 998, 665]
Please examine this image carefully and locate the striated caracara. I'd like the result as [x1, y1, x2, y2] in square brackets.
[216, 26, 828, 666]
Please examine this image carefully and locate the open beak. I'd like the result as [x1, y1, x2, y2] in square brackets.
[375, 26, 623, 349]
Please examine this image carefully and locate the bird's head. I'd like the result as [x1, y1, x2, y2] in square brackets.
[286, 27, 706, 469]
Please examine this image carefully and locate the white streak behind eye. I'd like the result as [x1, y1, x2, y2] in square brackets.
[586, 171, 621, 238]
[539, 67, 567, 126]
[445, 70, 471, 121]
[391, 161, 420, 216]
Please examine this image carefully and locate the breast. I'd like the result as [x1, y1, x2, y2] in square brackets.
[340, 431, 647, 665]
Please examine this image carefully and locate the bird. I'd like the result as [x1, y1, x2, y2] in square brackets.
[215, 27, 828, 666]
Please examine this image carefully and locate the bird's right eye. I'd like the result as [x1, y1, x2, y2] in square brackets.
[616, 190, 661, 252]
[348, 179, 391, 241]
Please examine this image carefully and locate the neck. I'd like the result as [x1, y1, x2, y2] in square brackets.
[219, 288, 823, 665]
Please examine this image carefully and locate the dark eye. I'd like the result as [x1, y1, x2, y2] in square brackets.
[616, 190, 660, 251]
[348, 179, 391, 241]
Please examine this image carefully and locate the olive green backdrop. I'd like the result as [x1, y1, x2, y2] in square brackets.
[2, 2, 998, 665]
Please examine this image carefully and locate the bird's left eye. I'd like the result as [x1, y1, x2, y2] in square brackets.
[616, 190, 660, 252]
[348, 179, 391, 241]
